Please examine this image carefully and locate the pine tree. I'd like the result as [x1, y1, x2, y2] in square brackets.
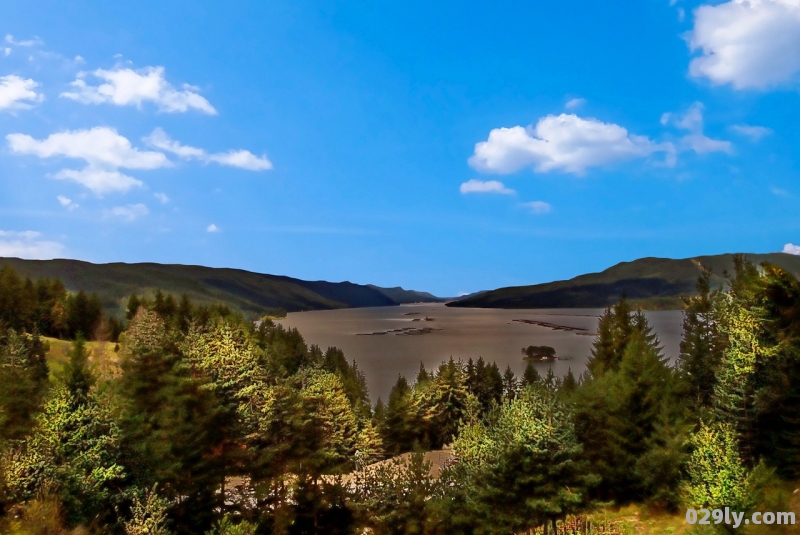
[415, 361, 430, 385]
[383, 375, 418, 455]
[63, 336, 95, 408]
[678, 269, 724, 409]
[0, 329, 49, 442]
[451, 384, 598, 533]
[501, 365, 518, 400]
[521, 361, 541, 386]
[119, 309, 228, 533]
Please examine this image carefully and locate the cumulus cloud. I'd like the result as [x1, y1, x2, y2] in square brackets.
[731, 124, 773, 141]
[661, 102, 732, 154]
[154, 192, 170, 204]
[565, 98, 586, 110]
[61, 66, 217, 114]
[783, 243, 800, 255]
[144, 128, 273, 171]
[206, 224, 220, 233]
[7, 127, 168, 169]
[469, 113, 673, 176]
[0, 230, 64, 259]
[459, 179, 515, 195]
[57, 195, 79, 211]
[105, 203, 149, 221]
[0, 75, 43, 111]
[523, 201, 552, 214]
[6, 127, 169, 195]
[687, 0, 800, 90]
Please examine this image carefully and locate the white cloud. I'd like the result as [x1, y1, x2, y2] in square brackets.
[687, 0, 800, 90]
[0, 75, 43, 111]
[144, 128, 273, 171]
[143, 127, 205, 159]
[154, 192, 170, 204]
[731, 124, 773, 141]
[7, 127, 168, 169]
[4, 35, 43, 47]
[459, 179, 515, 195]
[7, 127, 169, 195]
[783, 243, 800, 255]
[105, 203, 149, 221]
[469, 113, 673, 176]
[56, 195, 79, 211]
[678, 7, 686, 22]
[54, 168, 143, 195]
[0, 230, 64, 259]
[206, 150, 273, 171]
[206, 223, 220, 233]
[61, 66, 217, 114]
[565, 98, 586, 110]
[661, 102, 732, 154]
[523, 201, 552, 214]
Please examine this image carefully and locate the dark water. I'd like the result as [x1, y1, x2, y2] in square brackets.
[277, 304, 684, 401]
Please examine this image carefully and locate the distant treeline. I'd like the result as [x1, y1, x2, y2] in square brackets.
[0, 265, 259, 342]
[0, 265, 104, 340]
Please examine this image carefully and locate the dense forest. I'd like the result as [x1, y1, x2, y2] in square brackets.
[0, 255, 799, 534]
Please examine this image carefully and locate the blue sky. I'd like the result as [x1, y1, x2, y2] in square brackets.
[1, 0, 799, 296]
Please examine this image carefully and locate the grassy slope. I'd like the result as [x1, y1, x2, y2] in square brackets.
[0, 258, 403, 316]
[44, 336, 119, 381]
[449, 253, 800, 310]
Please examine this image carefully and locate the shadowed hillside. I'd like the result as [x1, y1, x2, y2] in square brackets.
[448, 253, 800, 310]
[0, 258, 442, 317]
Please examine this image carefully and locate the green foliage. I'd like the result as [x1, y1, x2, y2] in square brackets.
[575, 299, 687, 507]
[62, 337, 95, 408]
[678, 269, 725, 410]
[124, 486, 171, 535]
[3, 386, 127, 527]
[682, 422, 753, 512]
[521, 361, 542, 386]
[351, 452, 440, 534]
[118, 309, 228, 533]
[0, 329, 49, 443]
[205, 515, 257, 535]
[446, 384, 597, 533]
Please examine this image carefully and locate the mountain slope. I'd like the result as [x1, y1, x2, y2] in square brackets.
[367, 285, 446, 304]
[447, 253, 800, 310]
[0, 258, 421, 316]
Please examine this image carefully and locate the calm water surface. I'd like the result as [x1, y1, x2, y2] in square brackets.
[277, 304, 684, 401]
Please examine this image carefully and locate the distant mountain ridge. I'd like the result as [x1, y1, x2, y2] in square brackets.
[367, 285, 446, 304]
[0, 258, 443, 317]
[448, 253, 800, 310]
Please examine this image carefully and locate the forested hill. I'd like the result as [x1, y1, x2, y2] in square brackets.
[0, 257, 442, 316]
[448, 253, 800, 310]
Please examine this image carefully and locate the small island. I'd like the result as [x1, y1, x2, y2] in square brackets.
[521, 345, 557, 361]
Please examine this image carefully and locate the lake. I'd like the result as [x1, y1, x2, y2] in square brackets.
[277, 303, 685, 401]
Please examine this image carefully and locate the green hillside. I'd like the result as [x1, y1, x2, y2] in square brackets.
[448, 253, 800, 310]
[0, 258, 439, 317]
